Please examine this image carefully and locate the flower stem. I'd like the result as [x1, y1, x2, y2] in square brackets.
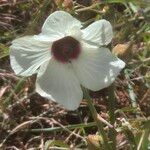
[83, 88, 110, 150]
[108, 84, 117, 150]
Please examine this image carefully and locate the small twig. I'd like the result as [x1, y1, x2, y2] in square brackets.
[40, 134, 44, 150]
[130, 76, 144, 81]
[0, 73, 19, 80]
[45, 147, 68, 150]
[117, 141, 128, 149]
[0, 21, 12, 27]
[0, 86, 10, 98]
[75, 3, 104, 14]
[4, 146, 20, 150]
[97, 114, 114, 129]
[129, 57, 150, 65]
[25, 136, 41, 149]
[51, 118, 86, 141]
[65, 128, 78, 143]
[114, 16, 145, 29]
[140, 89, 150, 104]
[0, 0, 30, 7]
[137, 130, 149, 150]
[8, 91, 36, 109]
[0, 119, 41, 148]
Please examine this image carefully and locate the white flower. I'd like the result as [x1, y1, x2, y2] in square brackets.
[10, 11, 125, 110]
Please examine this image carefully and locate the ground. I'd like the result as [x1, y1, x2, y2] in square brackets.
[0, 0, 150, 149]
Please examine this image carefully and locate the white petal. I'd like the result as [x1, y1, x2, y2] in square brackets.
[34, 34, 59, 42]
[72, 44, 125, 91]
[36, 59, 83, 110]
[41, 11, 82, 39]
[82, 19, 113, 46]
[10, 36, 51, 76]
[66, 26, 83, 40]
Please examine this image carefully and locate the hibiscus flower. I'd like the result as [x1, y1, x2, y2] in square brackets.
[10, 11, 125, 110]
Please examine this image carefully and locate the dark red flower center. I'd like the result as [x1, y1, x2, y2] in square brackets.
[51, 36, 81, 63]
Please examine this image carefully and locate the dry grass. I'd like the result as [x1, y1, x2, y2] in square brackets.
[0, 0, 150, 149]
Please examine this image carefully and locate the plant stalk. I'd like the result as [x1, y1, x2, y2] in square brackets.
[83, 88, 110, 150]
[108, 84, 117, 150]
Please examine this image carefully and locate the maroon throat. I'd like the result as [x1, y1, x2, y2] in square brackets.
[51, 36, 81, 63]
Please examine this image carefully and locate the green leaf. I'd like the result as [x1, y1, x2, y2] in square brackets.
[123, 127, 137, 150]
[141, 119, 150, 129]
[124, 69, 137, 108]
[44, 140, 69, 150]
[128, 2, 140, 13]
[137, 130, 150, 150]
[4, 78, 25, 106]
[0, 44, 9, 59]
[28, 122, 96, 133]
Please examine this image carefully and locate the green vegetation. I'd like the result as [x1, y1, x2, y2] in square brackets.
[0, 0, 150, 149]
